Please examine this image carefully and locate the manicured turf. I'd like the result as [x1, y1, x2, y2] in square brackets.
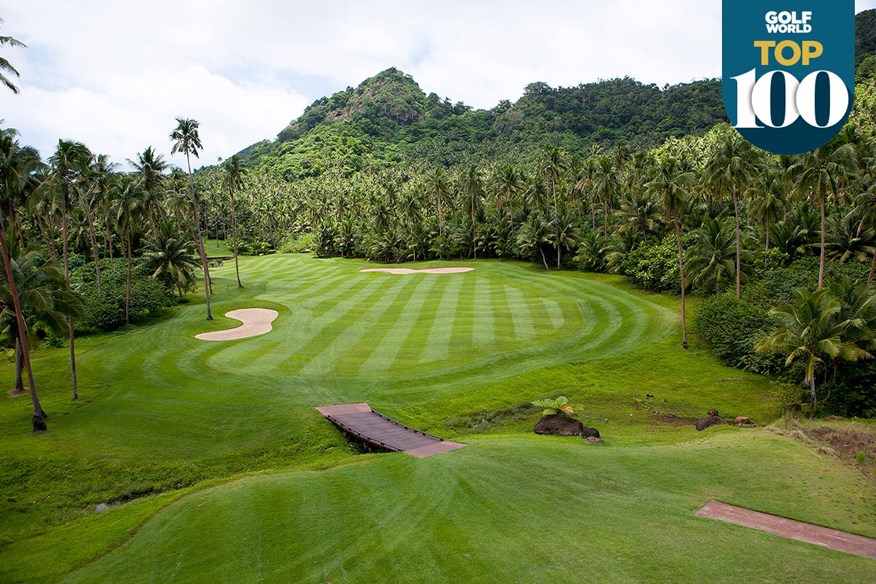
[0, 255, 873, 583]
[64, 434, 876, 583]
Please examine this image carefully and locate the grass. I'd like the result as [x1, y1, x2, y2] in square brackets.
[0, 254, 873, 582]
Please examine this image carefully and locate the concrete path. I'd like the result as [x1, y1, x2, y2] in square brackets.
[697, 500, 876, 560]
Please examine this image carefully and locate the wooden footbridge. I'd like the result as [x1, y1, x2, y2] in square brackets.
[315, 403, 466, 458]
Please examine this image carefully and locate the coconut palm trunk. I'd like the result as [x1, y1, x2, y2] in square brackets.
[818, 196, 826, 291]
[186, 151, 213, 320]
[86, 208, 101, 289]
[732, 190, 742, 299]
[14, 338, 24, 393]
[673, 217, 688, 349]
[0, 210, 45, 428]
[228, 182, 242, 288]
[60, 196, 79, 400]
[125, 233, 132, 324]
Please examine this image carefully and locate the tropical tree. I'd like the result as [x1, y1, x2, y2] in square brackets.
[647, 156, 691, 348]
[223, 155, 247, 287]
[81, 153, 115, 288]
[756, 288, 872, 415]
[427, 167, 447, 237]
[129, 146, 167, 223]
[0, 128, 46, 429]
[462, 165, 484, 258]
[792, 139, 858, 290]
[547, 208, 579, 268]
[516, 211, 551, 270]
[141, 219, 199, 297]
[112, 175, 147, 323]
[0, 19, 24, 94]
[1, 236, 83, 395]
[46, 139, 92, 400]
[686, 216, 746, 292]
[705, 126, 759, 299]
[539, 145, 566, 221]
[170, 117, 212, 320]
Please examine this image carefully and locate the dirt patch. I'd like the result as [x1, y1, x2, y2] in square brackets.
[195, 308, 279, 341]
[444, 402, 539, 433]
[802, 426, 876, 469]
[360, 267, 474, 274]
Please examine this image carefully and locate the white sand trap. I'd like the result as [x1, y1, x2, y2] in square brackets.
[359, 267, 474, 274]
[195, 308, 279, 341]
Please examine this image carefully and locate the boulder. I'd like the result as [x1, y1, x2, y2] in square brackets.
[707, 408, 720, 417]
[95, 503, 109, 513]
[586, 436, 605, 445]
[581, 426, 600, 438]
[695, 416, 724, 431]
[534, 414, 584, 436]
[733, 416, 751, 425]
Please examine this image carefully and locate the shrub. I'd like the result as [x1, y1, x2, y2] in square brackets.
[531, 396, 575, 417]
[695, 291, 782, 374]
[819, 363, 876, 418]
[279, 233, 316, 254]
[73, 259, 176, 332]
[622, 234, 688, 292]
[236, 239, 273, 256]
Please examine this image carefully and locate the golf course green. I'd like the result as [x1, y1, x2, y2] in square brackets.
[1, 254, 874, 583]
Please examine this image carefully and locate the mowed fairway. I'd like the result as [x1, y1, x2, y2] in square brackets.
[1, 255, 874, 583]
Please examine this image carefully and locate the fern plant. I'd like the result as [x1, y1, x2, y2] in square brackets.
[531, 396, 575, 417]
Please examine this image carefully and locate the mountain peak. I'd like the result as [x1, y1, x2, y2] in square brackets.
[278, 67, 427, 141]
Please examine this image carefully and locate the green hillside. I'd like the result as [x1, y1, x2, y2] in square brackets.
[243, 69, 725, 179]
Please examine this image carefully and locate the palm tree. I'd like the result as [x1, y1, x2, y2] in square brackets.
[705, 127, 759, 299]
[0, 19, 25, 94]
[1, 236, 84, 395]
[516, 211, 551, 270]
[427, 167, 447, 237]
[112, 175, 147, 324]
[462, 165, 483, 259]
[792, 139, 858, 290]
[490, 163, 520, 230]
[548, 208, 579, 269]
[647, 156, 691, 349]
[539, 145, 566, 221]
[615, 190, 662, 242]
[223, 155, 247, 288]
[141, 219, 199, 297]
[129, 146, 168, 223]
[756, 288, 871, 415]
[81, 153, 116, 289]
[0, 128, 46, 429]
[686, 216, 744, 292]
[747, 168, 787, 251]
[170, 117, 212, 320]
[47, 139, 91, 400]
[591, 155, 618, 238]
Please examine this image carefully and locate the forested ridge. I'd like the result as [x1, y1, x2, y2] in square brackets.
[241, 68, 726, 178]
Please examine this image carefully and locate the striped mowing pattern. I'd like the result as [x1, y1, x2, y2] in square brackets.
[185, 256, 675, 385]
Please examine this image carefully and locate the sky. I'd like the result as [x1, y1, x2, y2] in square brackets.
[1, 0, 875, 170]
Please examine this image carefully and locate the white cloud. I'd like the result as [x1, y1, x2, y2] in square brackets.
[0, 0, 874, 168]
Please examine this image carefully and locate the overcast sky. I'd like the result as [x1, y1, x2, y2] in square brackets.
[2, 1, 874, 170]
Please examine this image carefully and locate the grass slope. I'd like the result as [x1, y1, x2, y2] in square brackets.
[0, 255, 872, 582]
[65, 435, 876, 583]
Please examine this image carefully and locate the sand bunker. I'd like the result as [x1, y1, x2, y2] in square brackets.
[359, 267, 474, 274]
[195, 308, 279, 341]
